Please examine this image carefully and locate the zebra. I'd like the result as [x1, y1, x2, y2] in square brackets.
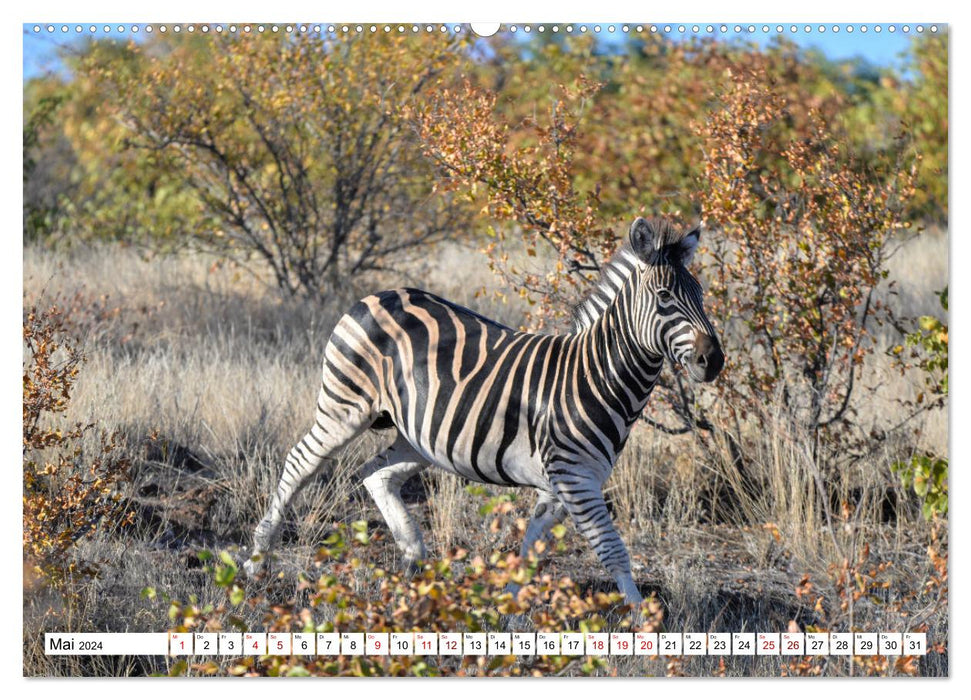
[244, 217, 724, 606]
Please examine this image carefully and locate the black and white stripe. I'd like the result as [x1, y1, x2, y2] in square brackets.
[245, 217, 724, 604]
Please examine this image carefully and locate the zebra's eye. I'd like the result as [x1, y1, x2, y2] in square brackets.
[657, 289, 673, 301]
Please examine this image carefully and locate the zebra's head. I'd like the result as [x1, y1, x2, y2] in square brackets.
[628, 217, 724, 383]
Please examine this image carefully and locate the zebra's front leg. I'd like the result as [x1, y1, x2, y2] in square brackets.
[551, 474, 643, 606]
[505, 490, 567, 600]
[360, 439, 429, 574]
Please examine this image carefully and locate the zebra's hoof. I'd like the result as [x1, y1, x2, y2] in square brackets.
[403, 559, 423, 577]
[503, 614, 531, 632]
[242, 555, 264, 578]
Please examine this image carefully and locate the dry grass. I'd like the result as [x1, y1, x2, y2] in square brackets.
[23, 233, 948, 677]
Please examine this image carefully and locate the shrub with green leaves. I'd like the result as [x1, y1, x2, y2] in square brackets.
[891, 287, 948, 520]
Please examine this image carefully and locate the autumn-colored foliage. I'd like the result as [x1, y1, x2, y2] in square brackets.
[789, 518, 947, 676]
[696, 67, 917, 440]
[23, 302, 132, 586]
[24, 40, 198, 246]
[74, 32, 471, 297]
[892, 34, 948, 222]
[418, 36, 924, 473]
[418, 76, 615, 326]
[161, 524, 662, 677]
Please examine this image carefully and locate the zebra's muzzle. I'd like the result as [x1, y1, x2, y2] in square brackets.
[687, 332, 724, 383]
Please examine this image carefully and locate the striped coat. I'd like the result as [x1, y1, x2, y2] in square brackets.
[245, 217, 724, 605]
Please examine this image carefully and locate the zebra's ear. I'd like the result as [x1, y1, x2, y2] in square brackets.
[679, 226, 701, 266]
[629, 217, 657, 262]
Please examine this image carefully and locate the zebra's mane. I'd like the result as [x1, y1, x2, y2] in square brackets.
[570, 218, 690, 332]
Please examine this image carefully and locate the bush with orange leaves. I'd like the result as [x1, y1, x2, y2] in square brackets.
[694, 69, 918, 455]
[418, 76, 616, 330]
[418, 53, 920, 471]
[23, 302, 132, 587]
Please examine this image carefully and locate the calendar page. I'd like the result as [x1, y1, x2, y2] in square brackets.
[22, 1, 949, 680]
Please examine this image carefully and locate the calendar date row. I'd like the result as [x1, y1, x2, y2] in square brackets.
[167, 631, 927, 657]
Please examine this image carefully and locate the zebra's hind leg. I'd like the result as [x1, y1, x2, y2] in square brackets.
[503, 490, 568, 631]
[244, 389, 371, 577]
[505, 490, 567, 599]
[360, 437, 429, 574]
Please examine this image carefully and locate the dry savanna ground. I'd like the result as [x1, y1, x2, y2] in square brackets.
[23, 230, 949, 677]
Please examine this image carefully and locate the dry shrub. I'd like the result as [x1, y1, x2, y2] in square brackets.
[80, 31, 471, 298]
[23, 301, 133, 586]
[786, 518, 948, 677]
[696, 66, 918, 457]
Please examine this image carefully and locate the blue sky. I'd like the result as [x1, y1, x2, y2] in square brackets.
[22, 22, 937, 83]
[722, 24, 923, 67]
